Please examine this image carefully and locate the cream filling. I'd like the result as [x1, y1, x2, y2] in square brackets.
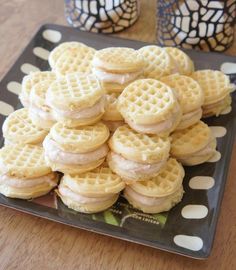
[125, 186, 170, 206]
[0, 173, 57, 189]
[127, 105, 180, 134]
[93, 68, 142, 84]
[178, 139, 216, 160]
[111, 152, 165, 175]
[203, 99, 226, 110]
[59, 184, 114, 204]
[203, 95, 231, 113]
[47, 96, 106, 119]
[30, 103, 55, 121]
[43, 136, 108, 165]
[127, 117, 173, 134]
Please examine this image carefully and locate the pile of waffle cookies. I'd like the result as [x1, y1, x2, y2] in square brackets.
[0, 42, 233, 214]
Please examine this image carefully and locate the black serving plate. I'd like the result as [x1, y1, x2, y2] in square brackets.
[0, 24, 236, 259]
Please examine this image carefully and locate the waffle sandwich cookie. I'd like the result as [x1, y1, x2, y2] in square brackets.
[57, 166, 125, 213]
[46, 73, 106, 127]
[43, 122, 110, 174]
[102, 93, 124, 132]
[137, 45, 176, 79]
[117, 79, 182, 136]
[164, 47, 194, 75]
[19, 71, 56, 108]
[107, 125, 170, 182]
[124, 158, 184, 213]
[92, 47, 144, 93]
[53, 45, 96, 76]
[191, 70, 232, 117]
[48, 41, 87, 69]
[0, 144, 58, 199]
[2, 108, 48, 145]
[171, 121, 217, 166]
[161, 74, 204, 130]
[29, 80, 56, 130]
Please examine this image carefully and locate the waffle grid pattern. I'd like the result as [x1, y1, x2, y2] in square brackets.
[49, 42, 87, 68]
[161, 74, 204, 113]
[130, 158, 184, 197]
[171, 121, 211, 155]
[191, 70, 231, 105]
[138, 46, 173, 78]
[0, 144, 50, 177]
[117, 79, 175, 123]
[165, 47, 194, 75]
[3, 108, 47, 141]
[21, 71, 56, 99]
[47, 73, 103, 109]
[54, 46, 96, 75]
[110, 125, 170, 162]
[51, 122, 109, 150]
[64, 167, 125, 194]
[93, 47, 144, 71]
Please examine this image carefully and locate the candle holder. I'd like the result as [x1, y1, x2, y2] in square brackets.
[64, 0, 140, 34]
[157, 0, 236, 51]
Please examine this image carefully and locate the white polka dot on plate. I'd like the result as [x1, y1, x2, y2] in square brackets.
[209, 126, 226, 138]
[181, 205, 208, 219]
[0, 101, 14, 116]
[7, 81, 22, 95]
[220, 62, 236, 74]
[33, 47, 50, 60]
[174, 235, 203, 251]
[189, 176, 215, 190]
[42, 29, 62, 43]
[21, 63, 40, 75]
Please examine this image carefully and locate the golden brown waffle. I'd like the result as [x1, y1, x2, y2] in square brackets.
[2, 108, 48, 144]
[161, 74, 204, 114]
[137, 45, 174, 78]
[191, 70, 231, 105]
[171, 121, 213, 156]
[48, 41, 87, 69]
[63, 167, 125, 196]
[47, 73, 104, 110]
[109, 125, 170, 163]
[93, 47, 144, 73]
[20, 71, 56, 107]
[164, 47, 194, 75]
[53, 46, 96, 76]
[0, 144, 51, 178]
[50, 122, 109, 153]
[129, 158, 184, 197]
[117, 79, 176, 124]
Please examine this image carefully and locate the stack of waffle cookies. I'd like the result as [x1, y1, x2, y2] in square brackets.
[0, 41, 233, 215]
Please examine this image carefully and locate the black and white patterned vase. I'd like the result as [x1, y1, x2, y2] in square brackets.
[64, 0, 140, 33]
[157, 0, 236, 52]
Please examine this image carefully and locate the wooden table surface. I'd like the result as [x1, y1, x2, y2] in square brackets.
[0, 1, 235, 269]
